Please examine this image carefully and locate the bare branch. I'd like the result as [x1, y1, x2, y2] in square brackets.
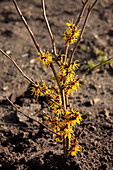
[68, 38, 81, 66]
[50, 62, 66, 111]
[12, 0, 42, 55]
[50, 62, 61, 90]
[64, 45, 69, 64]
[68, 0, 99, 65]
[0, 49, 62, 109]
[64, 0, 89, 65]
[77, 125, 86, 139]
[0, 93, 61, 137]
[41, 0, 57, 56]
[0, 49, 36, 85]
[75, 0, 89, 27]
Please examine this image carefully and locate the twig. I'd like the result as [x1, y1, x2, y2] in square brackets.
[0, 49, 36, 85]
[75, 0, 89, 26]
[64, 0, 89, 65]
[50, 62, 61, 90]
[0, 49, 61, 108]
[68, 38, 81, 66]
[64, 45, 69, 64]
[68, 0, 99, 65]
[12, 0, 42, 55]
[41, 0, 57, 56]
[50, 62, 66, 111]
[77, 125, 86, 139]
[0, 93, 60, 137]
[12, 0, 65, 110]
[62, 89, 66, 111]
[76, 56, 113, 81]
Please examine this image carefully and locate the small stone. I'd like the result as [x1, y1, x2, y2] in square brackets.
[103, 109, 109, 119]
[93, 98, 100, 104]
[88, 111, 92, 115]
[98, 85, 101, 88]
[3, 86, 8, 91]
[6, 50, 11, 55]
[30, 59, 36, 64]
[22, 53, 29, 58]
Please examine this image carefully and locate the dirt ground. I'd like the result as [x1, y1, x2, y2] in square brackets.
[0, 0, 113, 169]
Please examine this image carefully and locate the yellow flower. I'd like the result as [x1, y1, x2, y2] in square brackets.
[64, 109, 82, 126]
[30, 81, 52, 97]
[36, 50, 53, 66]
[63, 19, 81, 46]
[57, 60, 79, 87]
[65, 77, 80, 95]
[70, 139, 82, 156]
[29, 81, 41, 96]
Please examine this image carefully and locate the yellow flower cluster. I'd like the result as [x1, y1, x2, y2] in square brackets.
[36, 50, 53, 66]
[30, 19, 83, 157]
[64, 109, 82, 126]
[57, 59, 80, 95]
[30, 58, 82, 156]
[30, 81, 50, 96]
[30, 81, 63, 115]
[63, 19, 81, 46]
[44, 108, 82, 156]
[30, 55, 82, 156]
[48, 87, 63, 116]
[69, 138, 82, 156]
[65, 77, 80, 95]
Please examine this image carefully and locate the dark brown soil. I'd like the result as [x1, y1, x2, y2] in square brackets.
[0, 0, 113, 169]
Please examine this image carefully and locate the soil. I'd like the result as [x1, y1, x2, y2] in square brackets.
[0, 0, 113, 169]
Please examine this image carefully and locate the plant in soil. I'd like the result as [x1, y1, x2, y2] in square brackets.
[0, 0, 113, 159]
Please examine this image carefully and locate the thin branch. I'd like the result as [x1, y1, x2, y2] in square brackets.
[0, 49, 36, 85]
[75, 0, 89, 27]
[50, 62, 61, 90]
[12, 0, 66, 111]
[77, 125, 86, 140]
[77, 56, 113, 81]
[12, 0, 42, 55]
[0, 49, 61, 109]
[0, 93, 60, 137]
[65, 94, 69, 108]
[64, 0, 89, 66]
[64, 45, 69, 64]
[13, 0, 61, 66]
[68, 37, 81, 66]
[50, 62, 66, 111]
[68, 0, 99, 65]
[41, 0, 57, 56]
[62, 89, 66, 111]
[50, 98, 61, 107]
